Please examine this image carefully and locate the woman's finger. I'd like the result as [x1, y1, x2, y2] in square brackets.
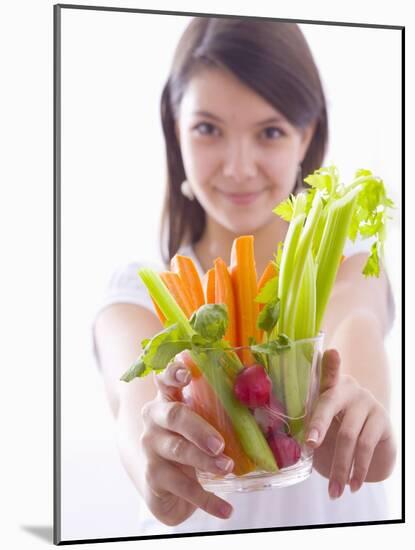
[319, 349, 341, 394]
[153, 359, 191, 402]
[150, 425, 234, 475]
[151, 460, 233, 520]
[327, 396, 371, 499]
[306, 376, 356, 448]
[148, 399, 226, 457]
[349, 407, 389, 492]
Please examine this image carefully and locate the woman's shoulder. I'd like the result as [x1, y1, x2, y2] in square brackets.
[99, 257, 166, 312]
[107, 259, 162, 290]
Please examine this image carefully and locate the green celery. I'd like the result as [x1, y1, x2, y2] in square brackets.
[294, 251, 316, 340]
[314, 185, 361, 332]
[139, 268, 193, 335]
[283, 192, 322, 337]
[191, 350, 278, 473]
[274, 212, 306, 337]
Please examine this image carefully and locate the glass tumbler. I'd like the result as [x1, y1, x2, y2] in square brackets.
[179, 333, 324, 493]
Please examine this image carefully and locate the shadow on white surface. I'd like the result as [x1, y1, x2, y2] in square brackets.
[20, 525, 53, 544]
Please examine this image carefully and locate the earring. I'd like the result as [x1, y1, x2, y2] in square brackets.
[180, 180, 195, 201]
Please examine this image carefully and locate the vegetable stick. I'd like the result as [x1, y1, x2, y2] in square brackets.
[214, 257, 238, 348]
[230, 236, 260, 364]
[170, 254, 205, 311]
[150, 297, 166, 325]
[159, 271, 194, 319]
[203, 267, 216, 304]
[179, 351, 255, 475]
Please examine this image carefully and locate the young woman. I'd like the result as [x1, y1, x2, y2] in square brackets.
[93, 17, 397, 534]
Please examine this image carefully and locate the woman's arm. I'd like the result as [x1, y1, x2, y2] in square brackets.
[322, 253, 394, 408]
[94, 303, 161, 420]
[94, 303, 234, 525]
[307, 253, 397, 496]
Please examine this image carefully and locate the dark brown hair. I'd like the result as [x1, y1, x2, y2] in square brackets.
[159, 17, 328, 264]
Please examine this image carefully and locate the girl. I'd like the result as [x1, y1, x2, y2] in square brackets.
[93, 17, 397, 533]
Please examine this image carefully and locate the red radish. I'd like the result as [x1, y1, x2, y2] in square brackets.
[266, 431, 301, 469]
[253, 394, 286, 435]
[233, 364, 271, 407]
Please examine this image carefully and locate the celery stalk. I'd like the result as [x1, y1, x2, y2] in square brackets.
[139, 268, 193, 335]
[283, 193, 322, 336]
[314, 186, 361, 332]
[276, 195, 321, 436]
[274, 213, 306, 337]
[294, 251, 316, 340]
[281, 348, 303, 435]
[192, 350, 278, 472]
[268, 208, 304, 429]
[293, 251, 316, 438]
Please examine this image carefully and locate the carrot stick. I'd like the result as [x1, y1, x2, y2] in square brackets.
[214, 257, 237, 348]
[179, 351, 255, 476]
[159, 271, 194, 319]
[230, 236, 260, 365]
[170, 255, 205, 312]
[203, 267, 216, 304]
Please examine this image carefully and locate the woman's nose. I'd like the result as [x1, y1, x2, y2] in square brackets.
[222, 139, 258, 182]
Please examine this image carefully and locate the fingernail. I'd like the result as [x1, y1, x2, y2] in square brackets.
[350, 478, 361, 493]
[175, 368, 190, 383]
[219, 502, 233, 518]
[215, 456, 234, 471]
[207, 436, 224, 455]
[329, 479, 341, 499]
[307, 428, 319, 444]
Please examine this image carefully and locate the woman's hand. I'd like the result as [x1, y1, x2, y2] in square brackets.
[306, 349, 397, 499]
[138, 360, 234, 526]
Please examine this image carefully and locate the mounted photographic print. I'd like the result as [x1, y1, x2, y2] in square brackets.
[54, 3, 404, 544]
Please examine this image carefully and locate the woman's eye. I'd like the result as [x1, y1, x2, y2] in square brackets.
[261, 126, 283, 140]
[193, 122, 220, 136]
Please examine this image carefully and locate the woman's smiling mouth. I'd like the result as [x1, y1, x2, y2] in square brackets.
[217, 188, 266, 205]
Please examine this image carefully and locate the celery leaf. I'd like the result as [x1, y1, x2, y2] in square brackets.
[251, 334, 292, 355]
[257, 298, 280, 332]
[120, 323, 190, 381]
[255, 275, 279, 304]
[273, 194, 295, 221]
[362, 242, 380, 278]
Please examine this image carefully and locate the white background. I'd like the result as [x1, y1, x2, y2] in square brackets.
[60, 5, 402, 542]
[0, 0, 412, 549]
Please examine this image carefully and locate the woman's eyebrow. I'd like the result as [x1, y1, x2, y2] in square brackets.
[254, 116, 285, 127]
[193, 110, 223, 122]
[192, 110, 285, 126]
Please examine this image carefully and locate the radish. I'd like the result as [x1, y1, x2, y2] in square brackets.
[253, 394, 286, 435]
[266, 431, 301, 468]
[233, 364, 271, 407]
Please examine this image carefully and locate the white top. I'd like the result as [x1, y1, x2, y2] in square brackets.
[91, 237, 390, 535]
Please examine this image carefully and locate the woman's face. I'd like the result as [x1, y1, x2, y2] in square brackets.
[175, 68, 316, 235]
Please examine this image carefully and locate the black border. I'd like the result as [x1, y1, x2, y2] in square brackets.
[53, 3, 405, 545]
[53, 3, 62, 546]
